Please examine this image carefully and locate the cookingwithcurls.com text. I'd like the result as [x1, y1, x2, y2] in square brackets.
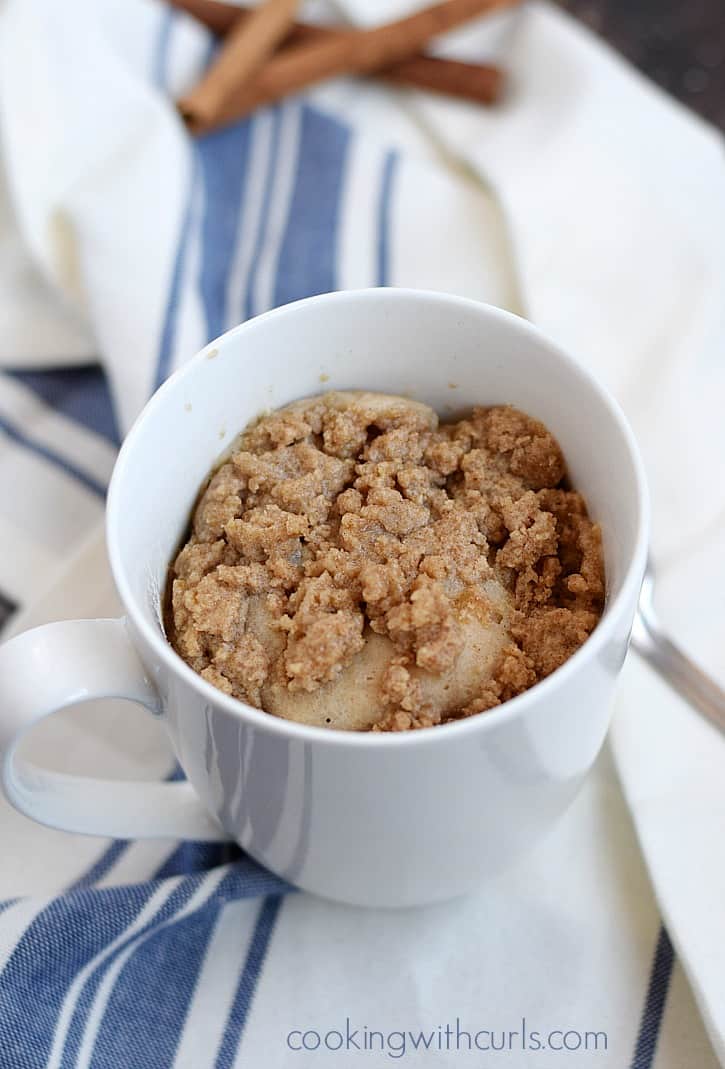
[285, 1017, 608, 1059]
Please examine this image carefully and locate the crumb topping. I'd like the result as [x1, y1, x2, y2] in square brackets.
[168, 392, 604, 731]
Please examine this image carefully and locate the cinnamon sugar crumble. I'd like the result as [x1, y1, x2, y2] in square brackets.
[168, 392, 604, 732]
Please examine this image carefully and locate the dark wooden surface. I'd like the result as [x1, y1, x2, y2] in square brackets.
[559, 0, 725, 131]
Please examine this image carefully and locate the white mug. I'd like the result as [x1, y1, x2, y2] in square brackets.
[0, 290, 648, 908]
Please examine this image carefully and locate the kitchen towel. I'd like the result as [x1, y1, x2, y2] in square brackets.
[0, 1, 724, 1066]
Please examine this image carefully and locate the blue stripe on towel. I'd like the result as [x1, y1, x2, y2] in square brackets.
[214, 895, 283, 1069]
[0, 412, 106, 498]
[6, 366, 120, 445]
[377, 150, 398, 287]
[197, 120, 254, 342]
[78, 868, 286, 1068]
[86, 871, 288, 1069]
[154, 8, 192, 391]
[0, 883, 157, 1067]
[154, 840, 241, 880]
[272, 106, 350, 308]
[630, 925, 675, 1069]
[88, 888, 223, 1069]
[154, 154, 201, 390]
[59, 874, 220, 1069]
[13, 865, 291, 1069]
[243, 107, 283, 322]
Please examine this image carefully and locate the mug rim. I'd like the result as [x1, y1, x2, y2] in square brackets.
[107, 288, 649, 750]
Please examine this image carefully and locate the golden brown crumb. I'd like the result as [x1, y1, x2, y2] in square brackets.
[167, 394, 605, 731]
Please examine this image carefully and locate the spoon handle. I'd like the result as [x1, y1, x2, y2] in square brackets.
[631, 606, 725, 735]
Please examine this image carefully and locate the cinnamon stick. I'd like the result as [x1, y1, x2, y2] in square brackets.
[176, 0, 517, 133]
[169, 0, 241, 36]
[379, 53, 502, 102]
[170, 1, 504, 112]
[178, 0, 300, 129]
[283, 22, 503, 103]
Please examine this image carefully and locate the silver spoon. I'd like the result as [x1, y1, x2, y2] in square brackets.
[630, 557, 725, 733]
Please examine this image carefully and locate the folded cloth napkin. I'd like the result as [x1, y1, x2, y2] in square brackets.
[0, 1, 724, 1067]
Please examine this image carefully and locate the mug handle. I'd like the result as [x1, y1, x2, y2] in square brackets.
[0, 618, 227, 841]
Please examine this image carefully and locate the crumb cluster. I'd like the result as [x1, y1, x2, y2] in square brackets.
[168, 392, 604, 731]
